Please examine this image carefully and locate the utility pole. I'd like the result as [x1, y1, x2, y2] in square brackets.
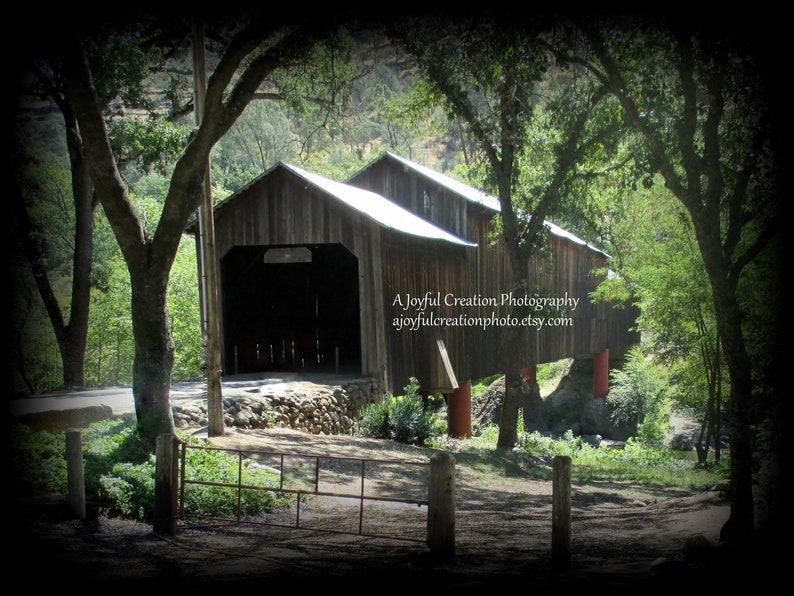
[192, 17, 224, 436]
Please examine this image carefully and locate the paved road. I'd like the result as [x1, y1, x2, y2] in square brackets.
[6, 371, 367, 419]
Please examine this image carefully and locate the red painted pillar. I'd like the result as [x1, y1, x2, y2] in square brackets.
[447, 379, 472, 438]
[522, 366, 537, 385]
[593, 348, 609, 398]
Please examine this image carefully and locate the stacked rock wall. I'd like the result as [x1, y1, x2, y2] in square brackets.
[172, 377, 386, 435]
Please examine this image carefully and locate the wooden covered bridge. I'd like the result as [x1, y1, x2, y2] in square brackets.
[187, 152, 639, 431]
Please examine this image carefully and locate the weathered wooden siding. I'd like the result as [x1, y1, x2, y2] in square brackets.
[349, 154, 640, 392]
[380, 233, 473, 393]
[209, 166, 387, 379]
[454, 222, 640, 377]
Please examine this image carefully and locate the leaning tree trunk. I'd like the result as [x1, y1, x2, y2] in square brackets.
[129, 266, 176, 448]
[497, 279, 533, 448]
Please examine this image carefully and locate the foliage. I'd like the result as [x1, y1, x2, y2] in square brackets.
[438, 422, 721, 490]
[587, 176, 728, 461]
[470, 373, 501, 397]
[167, 236, 204, 381]
[9, 417, 291, 522]
[8, 268, 64, 392]
[213, 100, 302, 193]
[9, 422, 68, 496]
[535, 358, 573, 387]
[572, 15, 783, 539]
[85, 252, 134, 386]
[98, 460, 156, 520]
[606, 346, 671, 446]
[177, 435, 292, 520]
[10, 122, 77, 392]
[357, 377, 437, 445]
[108, 118, 190, 174]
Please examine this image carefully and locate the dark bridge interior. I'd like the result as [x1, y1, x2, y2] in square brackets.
[220, 243, 361, 375]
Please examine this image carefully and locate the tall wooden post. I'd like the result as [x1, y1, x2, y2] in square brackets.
[192, 17, 224, 436]
[154, 433, 179, 536]
[427, 452, 456, 558]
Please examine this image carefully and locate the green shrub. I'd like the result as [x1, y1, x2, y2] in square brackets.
[357, 377, 437, 445]
[82, 417, 152, 489]
[607, 346, 671, 446]
[178, 436, 291, 520]
[9, 421, 68, 496]
[9, 417, 291, 522]
[99, 460, 155, 520]
[357, 400, 390, 438]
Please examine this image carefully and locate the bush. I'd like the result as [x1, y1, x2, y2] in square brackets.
[9, 417, 292, 522]
[99, 460, 155, 520]
[357, 377, 437, 445]
[178, 436, 291, 520]
[607, 346, 671, 446]
[9, 421, 68, 496]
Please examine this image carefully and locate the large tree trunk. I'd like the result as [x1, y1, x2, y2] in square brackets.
[497, 281, 533, 448]
[497, 360, 522, 448]
[496, 218, 536, 448]
[129, 265, 176, 446]
[708, 274, 755, 542]
[60, 21, 324, 450]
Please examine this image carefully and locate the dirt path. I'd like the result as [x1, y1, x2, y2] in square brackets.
[12, 424, 755, 589]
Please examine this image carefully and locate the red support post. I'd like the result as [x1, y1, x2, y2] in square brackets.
[447, 379, 472, 438]
[593, 348, 610, 398]
[521, 366, 537, 386]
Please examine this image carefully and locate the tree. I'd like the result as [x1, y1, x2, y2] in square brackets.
[54, 13, 338, 447]
[10, 16, 189, 391]
[569, 15, 784, 544]
[591, 179, 726, 463]
[387, 14, 625, 447]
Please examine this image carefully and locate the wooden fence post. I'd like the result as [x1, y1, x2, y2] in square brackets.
[427, 452, 456, 558]
[552, 454, 572, 570]
[154, 433, 179, 536]
[65, 429, 85, 520]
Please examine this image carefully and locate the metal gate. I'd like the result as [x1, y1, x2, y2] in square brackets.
[176, 442, 431, 543]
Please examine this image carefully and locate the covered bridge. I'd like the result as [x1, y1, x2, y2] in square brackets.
[187, 152, 639, 414]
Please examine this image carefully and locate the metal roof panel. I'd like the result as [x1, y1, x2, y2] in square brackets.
[380, 152, 610, 258]
[384, 152, 501, 211]
[283, 162, 477, 247]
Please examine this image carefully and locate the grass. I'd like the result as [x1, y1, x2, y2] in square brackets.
[429, 424, 723, 492]
[434, 364, 725, 493]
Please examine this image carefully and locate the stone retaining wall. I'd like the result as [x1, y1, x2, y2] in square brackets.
[172, 377, 387, 435]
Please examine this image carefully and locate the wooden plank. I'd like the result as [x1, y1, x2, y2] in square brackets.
[433, 326, 458, 391]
